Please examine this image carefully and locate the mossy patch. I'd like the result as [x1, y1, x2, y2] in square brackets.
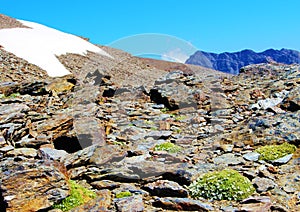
[53, 180, 96, 211]
[188, 169, 255, 201]
[115, 191, 132, 198]
[255, 142, 297, 161]
[154, 142, 181, 153]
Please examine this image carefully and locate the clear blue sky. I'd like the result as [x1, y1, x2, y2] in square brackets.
[1, 0, 299, 53]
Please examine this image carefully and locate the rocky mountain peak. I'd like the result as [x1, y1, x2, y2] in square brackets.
[186, 48, 300, 74]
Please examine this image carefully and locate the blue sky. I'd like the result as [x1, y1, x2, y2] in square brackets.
[1, 0, 300, 55]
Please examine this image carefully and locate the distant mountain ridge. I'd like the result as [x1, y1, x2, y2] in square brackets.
[185, 48, 300, 74]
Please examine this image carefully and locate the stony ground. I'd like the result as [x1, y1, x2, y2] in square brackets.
[0, 44, 299, 212]
[0, 14, 29, 30]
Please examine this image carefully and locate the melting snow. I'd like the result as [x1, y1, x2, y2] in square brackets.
[0, 20, 112, 77]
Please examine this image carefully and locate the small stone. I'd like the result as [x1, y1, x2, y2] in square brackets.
[91, 180, 121, 190]
[241, 202, 272, 212]
[115, 195, 144, 212]
[271, 154, 293, 165]
[252, 177, 276, 192]
[6, 148, 37, 158]
[145, 131, 172, 139]
[257, 98, 283, 110]
[241, 196, 271, 204]
[243, 152, 260, 161]
[142, 180, 188, 197]
[0, 145, 14, 153]
[220, 144, 234, 152]
[39, 148, 68, 161]
[153, 197, 214, 211]
[213, 153, 245, 165]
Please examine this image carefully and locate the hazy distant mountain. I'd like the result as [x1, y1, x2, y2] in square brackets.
[186, 48, 300, 74]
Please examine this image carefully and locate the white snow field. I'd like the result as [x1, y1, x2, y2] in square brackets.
[0, 19, 112, 77]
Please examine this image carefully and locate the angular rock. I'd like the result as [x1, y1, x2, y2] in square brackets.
[271, 154, 293, 165]
[252, 177, 277, 192]
[243, 152, 260, 161]
[29, 114, 73, 141]
[255, 98, 283, 110]
[0, 159, 69, 212]
[145, 130, 172, 139]
[39, 147, 68, 161]
[213, 153, 245, 165]
[70, 189, 111, 212]
[6, 147, 37, 158]
[63, 144, 127, 169]
[281, 86, 300, 111]
[153, 197, 214, 211]
[142, 180, 188, 197]
[115, 195, 144, 212]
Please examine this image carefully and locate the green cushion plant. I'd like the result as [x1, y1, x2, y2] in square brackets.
[255, 142, 296, 161]
[115, 191, 132, 198]
[154, 142, 181, 153]
[188, 169, 255, 201]
[53, 180, 96, 211]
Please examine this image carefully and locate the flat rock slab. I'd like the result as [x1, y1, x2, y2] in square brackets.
[115, 195, 144, 212]
[153, 197, 214, 211]
[142, 180, 188, 197]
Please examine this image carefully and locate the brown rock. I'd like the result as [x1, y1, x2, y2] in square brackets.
[0, 159, 69, 212]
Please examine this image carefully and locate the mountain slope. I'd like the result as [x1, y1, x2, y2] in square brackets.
[186, 48, 300, 74]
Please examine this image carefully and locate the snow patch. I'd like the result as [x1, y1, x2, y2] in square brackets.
[0, 19, 112, 77]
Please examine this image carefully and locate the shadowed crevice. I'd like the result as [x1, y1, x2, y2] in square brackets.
[53, 135, 92, 153]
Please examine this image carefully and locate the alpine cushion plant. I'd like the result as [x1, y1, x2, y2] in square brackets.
[53, 180, 96, 211]
[255, 142, 296, 161]
[154, 142, 182, 153]
[188, 169, 255, 201]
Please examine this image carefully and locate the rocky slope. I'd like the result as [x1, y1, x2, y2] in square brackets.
[186, 48, 300, 74]
[0, 14, 299, 212]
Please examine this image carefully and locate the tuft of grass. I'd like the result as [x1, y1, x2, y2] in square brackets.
[255, 142, 297, 161]
[174, 115, 187, 121]
[53, 180, 96, 211]
[160, 108, 169, 113]
[0, 92, 20, 99]
[188, 169, 255, 201]
[115, 191, 132, 198]
[154, 142, 181, 153]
